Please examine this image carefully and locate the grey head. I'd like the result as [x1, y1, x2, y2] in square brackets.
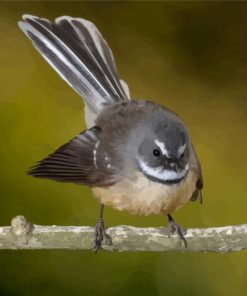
[135, 112, 190, 184]
[97, 101, 191, 184]
[133, 107, 190, 184]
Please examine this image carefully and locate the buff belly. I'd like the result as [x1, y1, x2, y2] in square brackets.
[92, 170, 197, 216]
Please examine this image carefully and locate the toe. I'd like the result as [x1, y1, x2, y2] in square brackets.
[168, 222, 187, 248]
[93, 219, 112, 251]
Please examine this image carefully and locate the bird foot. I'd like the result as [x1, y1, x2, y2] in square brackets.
[168, 218, 187, 248]
[93, 218, 112, 252]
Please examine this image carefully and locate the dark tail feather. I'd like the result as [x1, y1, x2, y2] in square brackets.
[18, 15, 130, 126]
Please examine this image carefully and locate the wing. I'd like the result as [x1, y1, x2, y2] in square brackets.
[27, 127, 119, 186]
[190, 176, 203, 204]
[189, 143, 203, 204]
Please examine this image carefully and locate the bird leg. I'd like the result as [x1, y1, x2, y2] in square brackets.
[167, 214, 187, 248]
[93, 204, 112, 252]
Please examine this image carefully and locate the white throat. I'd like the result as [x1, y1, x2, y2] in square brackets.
[138, 158, 189, 182]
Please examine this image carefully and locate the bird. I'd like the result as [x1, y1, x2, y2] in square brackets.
[18, 14, 203, 251]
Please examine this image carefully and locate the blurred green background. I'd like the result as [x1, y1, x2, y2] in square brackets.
[0, 1, 247, 295]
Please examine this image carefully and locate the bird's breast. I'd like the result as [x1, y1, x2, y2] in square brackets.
[92, 170, 197, 216]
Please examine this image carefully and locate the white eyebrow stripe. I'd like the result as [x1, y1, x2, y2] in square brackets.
[178, 143, 186, 155]
[154, 139, 169, 157]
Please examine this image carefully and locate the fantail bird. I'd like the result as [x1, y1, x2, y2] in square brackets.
[18, 15, 203, 250]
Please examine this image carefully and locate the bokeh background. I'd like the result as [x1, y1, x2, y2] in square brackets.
[0, 1, 247, 295]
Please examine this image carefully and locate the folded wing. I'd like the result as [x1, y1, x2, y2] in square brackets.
[27, 127, 119, 186]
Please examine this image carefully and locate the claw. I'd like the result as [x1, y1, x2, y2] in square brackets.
[168, 214, 187, 248]
[93, 218, 112, 252]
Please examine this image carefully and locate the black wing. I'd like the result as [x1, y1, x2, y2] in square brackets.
[27, 127, 118, 186]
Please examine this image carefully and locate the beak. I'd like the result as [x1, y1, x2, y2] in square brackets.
[169, 162, 179, 172]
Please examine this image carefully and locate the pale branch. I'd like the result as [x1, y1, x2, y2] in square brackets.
[0, 216, 246, 253]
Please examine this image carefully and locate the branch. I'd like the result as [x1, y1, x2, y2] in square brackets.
[0, 216, 247, 253]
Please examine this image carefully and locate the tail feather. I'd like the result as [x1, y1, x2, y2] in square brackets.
[18, 15, 130, 126]
[55, 16, 127, 99]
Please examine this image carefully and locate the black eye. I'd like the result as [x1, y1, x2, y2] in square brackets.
[153, 149, 161, 157]
[180, 152, 184, 159]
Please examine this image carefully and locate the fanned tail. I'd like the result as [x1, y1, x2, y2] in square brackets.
[18, 15, 130, 127]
